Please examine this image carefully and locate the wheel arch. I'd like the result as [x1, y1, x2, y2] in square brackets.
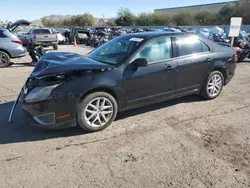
[199, 66, 227, 94]
[212, 68, 227, 85]
[0, 49, 11, 58]
[78, 87, 123, 111]
[212, 60, 228, 85]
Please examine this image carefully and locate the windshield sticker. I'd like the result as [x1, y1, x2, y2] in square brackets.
[129, 38, 144, 42]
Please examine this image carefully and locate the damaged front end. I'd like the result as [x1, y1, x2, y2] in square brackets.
[9, 52, 114, 128]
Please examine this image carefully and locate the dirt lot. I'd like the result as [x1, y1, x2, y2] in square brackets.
[0, 45, 250, 188]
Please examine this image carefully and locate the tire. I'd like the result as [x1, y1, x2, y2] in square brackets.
[238, 56, 245, 62]
[199, 71, 224, 100]
[53, 44, 58, 50]
[76, 92, 118, 132]
[0, 51, 11, 68]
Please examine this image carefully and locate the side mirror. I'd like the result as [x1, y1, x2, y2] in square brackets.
[132, 58, 148, 67]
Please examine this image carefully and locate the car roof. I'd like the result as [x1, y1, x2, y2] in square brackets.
[123, 32, 192, 39]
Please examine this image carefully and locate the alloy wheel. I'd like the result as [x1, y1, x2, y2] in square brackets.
[84, 97, 114, 128]
[207, 74, 223, 97]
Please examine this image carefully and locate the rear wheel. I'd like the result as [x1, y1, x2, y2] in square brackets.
[199, 71, 224, 100]
[0, 51, 11, 68]
[77, 92, 118, 132]
[238, 56, 245, 62]
[53, 44, 58, 50]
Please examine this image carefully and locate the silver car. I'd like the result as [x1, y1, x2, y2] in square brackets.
[0, 20, 30, 68]
[0, 28, 26, 67]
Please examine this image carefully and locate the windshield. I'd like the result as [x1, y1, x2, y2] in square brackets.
[87, 36, 144, 65]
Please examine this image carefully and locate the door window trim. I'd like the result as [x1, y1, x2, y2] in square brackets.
[129, 36, 174, 65]
[173, 36, 211, 59]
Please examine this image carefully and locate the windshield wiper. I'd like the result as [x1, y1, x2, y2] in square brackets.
[98, 60, 115, 65]
[88, 56, 115, 65]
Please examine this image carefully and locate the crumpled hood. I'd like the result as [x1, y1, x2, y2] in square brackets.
[31, 52, 114, 78]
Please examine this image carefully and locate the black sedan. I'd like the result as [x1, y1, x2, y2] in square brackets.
[10, 32, 236, 132]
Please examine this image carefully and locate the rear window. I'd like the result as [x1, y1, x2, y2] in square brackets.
[0, 30, 16, 38]
[0, 30, 6, 38]
[33, 29, 51, 34]
[176, 36, 210, 57]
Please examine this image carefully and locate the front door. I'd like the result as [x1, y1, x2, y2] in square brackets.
[123, 37, 177, 108]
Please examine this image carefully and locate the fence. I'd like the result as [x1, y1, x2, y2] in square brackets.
[49, 25, 250, 32]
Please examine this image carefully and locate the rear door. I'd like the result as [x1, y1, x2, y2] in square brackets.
[123, 37, 177, 108]
[174, 35, 213, 95]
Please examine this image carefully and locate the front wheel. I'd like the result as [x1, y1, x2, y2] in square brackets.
[77, 92, 118, 132]
[199, 71, 224, 100]
[53, 44, 58, 50]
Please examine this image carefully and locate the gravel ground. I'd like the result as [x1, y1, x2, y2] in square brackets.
[0, 45, 250, 188]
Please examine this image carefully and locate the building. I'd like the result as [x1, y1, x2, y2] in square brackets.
[154, 1, 238, 15]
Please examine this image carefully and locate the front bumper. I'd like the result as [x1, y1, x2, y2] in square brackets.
[22, 94, 80, 129]
[34, 41, 57, 46]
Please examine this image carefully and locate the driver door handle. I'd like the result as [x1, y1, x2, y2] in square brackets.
[165, 65, 175, 71]
[206, 58, 212, 63]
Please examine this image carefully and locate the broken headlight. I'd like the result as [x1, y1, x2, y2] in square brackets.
[24, 84, 59, 103]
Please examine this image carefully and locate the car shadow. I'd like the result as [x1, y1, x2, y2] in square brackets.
[0, 95, 201, 145]
[116, 95, 202, 120]
[0, 101, 84, 145]
[242, 59, 250, 63]
[9, 62, 35, 67]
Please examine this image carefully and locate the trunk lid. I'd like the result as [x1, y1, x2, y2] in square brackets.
[7, 20, 31, 32]
[35, 34, 57, 42]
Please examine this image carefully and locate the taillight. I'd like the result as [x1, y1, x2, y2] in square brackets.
[34, 35, 36, 40]
[234, 52, 238, 62]
[11, 40, 23, 45]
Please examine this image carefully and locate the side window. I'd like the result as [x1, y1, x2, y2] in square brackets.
[176, 36, 203, 57]
[137, 37, 172, 64]
[201, 41, 210, 52]
[0, 31, 6, 38]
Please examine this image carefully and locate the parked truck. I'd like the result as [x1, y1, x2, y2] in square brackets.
[28, 28, 58, 50]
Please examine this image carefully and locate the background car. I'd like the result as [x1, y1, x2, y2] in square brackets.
[27, 28, 58, 50]
[0, 28, 26, 68]
[56, 32, 66, 44]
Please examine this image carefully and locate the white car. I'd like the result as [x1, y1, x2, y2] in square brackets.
[56, 33, 66, 44]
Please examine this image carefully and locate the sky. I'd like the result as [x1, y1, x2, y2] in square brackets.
[1, 0, 234, 21]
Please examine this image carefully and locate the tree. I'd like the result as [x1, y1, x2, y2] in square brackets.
[194, 11, 217, 25]
[71, 13, 95, 26]
[106, 18, 116, 26]
[136, 12, 152, 26]
[235, 0, 250, 24]
[115, 8, 136, 26]
[136, 12, 171, 26]
[172, 10, 194, 26]
[151, 12, 172, 26]
[42, 18, 56, 27]
[218, 5, 236, 24]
